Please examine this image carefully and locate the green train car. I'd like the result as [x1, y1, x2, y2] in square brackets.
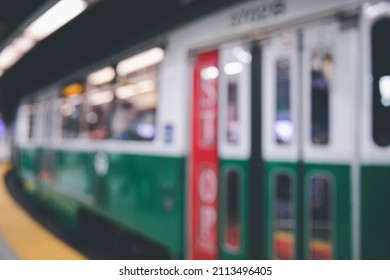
[11, 0, 390, 259]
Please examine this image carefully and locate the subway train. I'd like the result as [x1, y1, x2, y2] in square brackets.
[9, 0, 390, 259]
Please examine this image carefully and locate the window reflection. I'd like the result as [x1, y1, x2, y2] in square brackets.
[83, 87, 113, 140]
[223, 61, 243, 145]
[372, 18, 390, 146]
[27, 103, 36, 139]
[225, 169, 240, 250]
[85, 102, 111, 140]
[111, 64, 158, 141]
[58, 48, 162, 142]
[274, 58, 293, 144]
[227, 74, 239, 144]
[309, 177, 332, 260]
[43, 100, 53, 139]
[61, 94, 83, 139]
[274, 173, 294, 259]
[379, 76, 390, 106]
[311, 49, 332, 145]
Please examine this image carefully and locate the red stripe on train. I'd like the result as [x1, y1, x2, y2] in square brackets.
[188, 50, 219, 260]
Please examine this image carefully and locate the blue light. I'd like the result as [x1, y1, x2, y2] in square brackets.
[273, 120, 294, 143]
[0, 120, 4, 136]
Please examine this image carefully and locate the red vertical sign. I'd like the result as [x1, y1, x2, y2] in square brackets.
[188, 50, 219, 259]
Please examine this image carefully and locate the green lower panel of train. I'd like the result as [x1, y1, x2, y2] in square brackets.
[18, 147, 185, 258]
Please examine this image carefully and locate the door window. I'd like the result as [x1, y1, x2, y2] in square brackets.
[310, 49, 333, 145]
[309, 176, 332, 260]
[274, 57, 293, 144]
[274, 173, 294, 259]
[372, 18, 390, 146]
[224, 169, 241, 250]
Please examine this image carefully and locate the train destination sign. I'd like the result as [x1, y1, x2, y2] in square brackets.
[230, 0, 286, 27]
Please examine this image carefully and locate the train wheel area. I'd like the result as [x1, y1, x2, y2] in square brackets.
[0, 162, 85, 260]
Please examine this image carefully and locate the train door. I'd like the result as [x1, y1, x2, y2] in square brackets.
[37, 97, 57, 197]
[188, 43, 252, 259]
[301, 21, 357, 260]
[360, 3, 390, 259]
[218, 42, 251, 259]
[263, 19, 357, 259]
[15, 103, 38, 191]
[262, 29, 299, 260]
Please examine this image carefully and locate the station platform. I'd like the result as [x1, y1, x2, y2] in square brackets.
[0, 163, 86, 260]
[0, 234, 17, 259]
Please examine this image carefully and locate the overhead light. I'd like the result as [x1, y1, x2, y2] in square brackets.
[115, 80, 155, 99]
[131, 92, 157, 110]
[233, 47, 252, 64]
[200, 66, 219, 80]
[0, 35, 36, 71]
[115, 89, 157, 108]
[87, 66, 115, 85]
[134, 80, 155, 93]
[24, 0, 88, 41]
[88, 90, 114, 106]
[12, 36, 36, 53]
[116, 47, 164, 76]
[115, 85, 136, 99]
[224, 62, 244, 76]
[0, 45, 23, 69]
[0, 0, 89, 76]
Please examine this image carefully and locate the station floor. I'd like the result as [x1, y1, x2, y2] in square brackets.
[0, 162, 86, 260]
[0, 234, 17, 259]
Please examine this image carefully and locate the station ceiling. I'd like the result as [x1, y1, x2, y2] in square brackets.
[0, 0, 244, 123]
[0, 0, 50, 43]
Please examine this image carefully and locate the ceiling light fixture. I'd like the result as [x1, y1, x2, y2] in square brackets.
[0, 0, 88, 76]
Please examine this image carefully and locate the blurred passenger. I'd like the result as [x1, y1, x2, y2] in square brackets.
[111, 101, 136, 140]
[311, 51, 332, 145]
[88, 106, 107, 139]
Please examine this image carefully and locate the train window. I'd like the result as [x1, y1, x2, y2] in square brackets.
[224, 169, 241, 250]
[27, 103, 36, 139]
[274, 58, 293, 144]
[224, 62, 242, 144]
[15, 106, 28, 144]
[112, 48, 162, 141]
[43, 100, 53, 140]
[310, 49, 332, 145]
[61, 91, 84, 139]
[84, 67, 115, 140]
[309, 176, 332, 260]
[372, 18, 390, 146]
[84, 90, 113, 140]
[273, 173, 294, 259]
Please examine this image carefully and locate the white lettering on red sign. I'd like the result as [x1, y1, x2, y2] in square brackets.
[199, 167, 218, 203]
[199, 70, 218, 147]
[199, 206, 217, 251]
[198, 167, 218, 252]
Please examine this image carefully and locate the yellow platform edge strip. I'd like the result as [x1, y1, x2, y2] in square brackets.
[0, 162, 86, 260]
